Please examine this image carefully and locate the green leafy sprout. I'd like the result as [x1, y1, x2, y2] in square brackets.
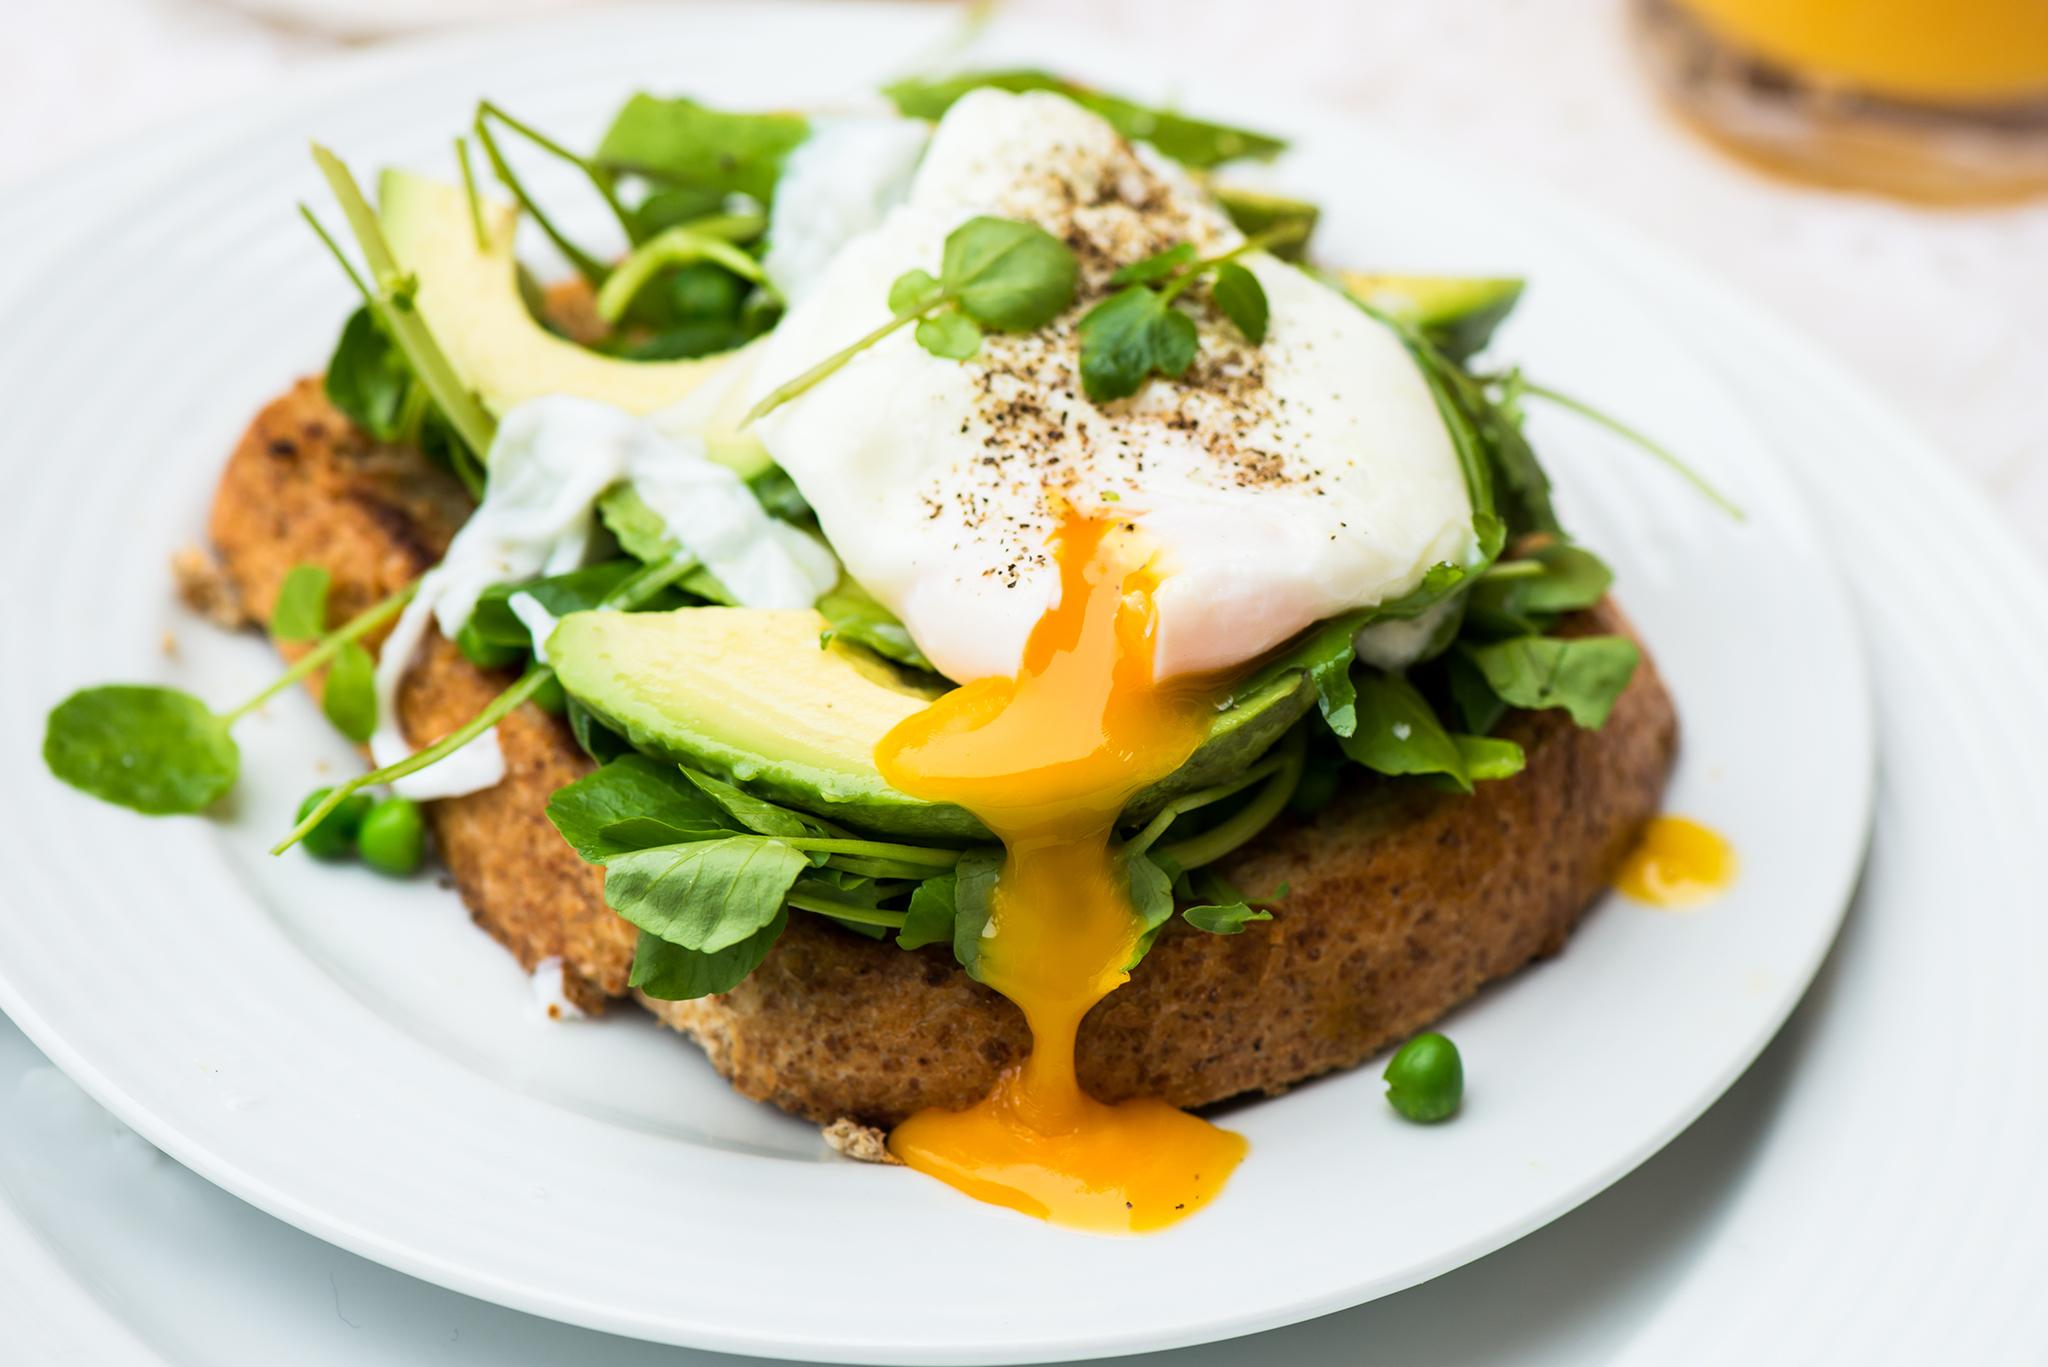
[44, 577, 417, 816]
[744, 215, 1079, 424]
[1077, 232, 1286, 403]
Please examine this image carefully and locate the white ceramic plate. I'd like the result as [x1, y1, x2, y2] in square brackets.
[8, 196, 2047, 1366]
[0, 6, 1874, 1362]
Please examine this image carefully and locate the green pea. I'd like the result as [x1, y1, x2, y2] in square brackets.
[356, 796, 426, 876]
[1384, 1032, 1463, 1123]
[296, 787, 373, 861]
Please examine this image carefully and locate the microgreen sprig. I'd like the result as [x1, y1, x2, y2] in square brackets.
[271, 548, 701, 856]
[744, 215, 1078, 424]
[43, 577, 418, 816]
[1077, 231, 1279, 403]
[307, 146, 497, 462]
[472, 100, 637, 284]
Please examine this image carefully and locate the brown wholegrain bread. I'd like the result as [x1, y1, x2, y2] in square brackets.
[209, 381, 1677, 1125]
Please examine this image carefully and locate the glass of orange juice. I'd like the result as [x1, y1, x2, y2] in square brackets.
[1635, 0, 2048, 203]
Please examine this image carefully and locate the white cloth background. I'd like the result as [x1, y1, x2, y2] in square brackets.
[6, 0, 2041, 564]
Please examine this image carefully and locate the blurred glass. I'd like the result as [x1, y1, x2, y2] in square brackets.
[1636, 0, 2048, 203]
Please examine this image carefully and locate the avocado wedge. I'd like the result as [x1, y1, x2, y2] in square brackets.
[1335, 271, 1524, 362]
[547, 607, 1314, 840]
[377, 169, 729, 420]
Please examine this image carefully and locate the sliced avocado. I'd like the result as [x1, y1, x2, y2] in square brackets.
[1336, 271, 1524, 362]
[1215, 186, 1318, 260]
[547, 607, 1315, 841]
[376, 169, 728, 422]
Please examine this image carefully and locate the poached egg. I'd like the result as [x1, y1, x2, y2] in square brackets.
[750, 88, 1476, 686]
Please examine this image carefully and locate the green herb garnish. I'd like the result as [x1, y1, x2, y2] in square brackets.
[745, 216, 1078, 423]
[1077, 237, 1273, 402]
[44, 577, 417, 816]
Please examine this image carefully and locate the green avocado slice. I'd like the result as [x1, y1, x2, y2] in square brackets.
[547, 607, 1314, 841]
[1335, 271, 1524, 362]
[376, 168, 753, 436]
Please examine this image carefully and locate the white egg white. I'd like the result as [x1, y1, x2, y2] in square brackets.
[748, 89, 1476, 684]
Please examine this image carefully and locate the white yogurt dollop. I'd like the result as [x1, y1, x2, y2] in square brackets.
[369, 396, 837, 798]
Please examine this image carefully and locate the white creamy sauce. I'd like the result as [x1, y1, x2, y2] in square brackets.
[370, 395, 837, 798]
[748, 89, 1476, 684]
[762, 116, 930, 307]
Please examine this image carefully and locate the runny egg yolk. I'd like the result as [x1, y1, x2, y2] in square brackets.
[875, 511, 1248, 1232]
[1615, 816, 1737, 908]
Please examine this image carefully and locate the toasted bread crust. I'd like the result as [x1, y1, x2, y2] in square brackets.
[209, 379, 634, 1011]
[210, 381, 1677, 1122]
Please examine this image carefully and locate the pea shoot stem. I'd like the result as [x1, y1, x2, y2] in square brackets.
[473, 101, 637, 279]
[1516, 381, 1746, 522]
[1157, 227, 1290, 304]
[222, 581, 418, 726]
[271, 551, 700, 857]
[455, 135, 487, 254]
[1155, 728, 1306, 870]
[594, 214, 767, 324]
[782, 837, 961, 868]
[310, 145, 499, 462]
[743, 308, 923, 425]
[785, 889, 909, 930]
[1121, 727, 1304, 861]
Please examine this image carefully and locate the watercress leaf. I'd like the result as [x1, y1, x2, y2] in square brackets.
[1467, 544, 1613, 637]
[628, 910, 786, 1001]
[1474, 383, 1559, 537]
[914, 309, 983, 360]
[270, 564, 331, 642]
[594, 95, 808, 204]
[1076, 285, 1197, 402]
[950, 848, 1004, 981]
[321, 639, 377, 743]
[468, 560, 648, 653]
[547, 754, 737, 862]
[1463, 634, 1640, 729]
[815, 576, 939, 674]
[1110, 242, 1195, 287]
[941, 216, 1078, 330]
[1242, 610, 1371, 736]
[1445, 650, 1509, 735]
[1338, 670, 1470, 788]
[881, 71, 1285, 169]
[597, 484, 677, 563]
[603, 835, 808, 953]
[1454, 734, 1527, 782]
[887, 268, 944, 315]
[1123, 850, 1177, 970]
[1183, 901, 1273, 934]
[899, 875, 957, 951]
[324, 306, 412, 442]
[679, 766, 825, 838]
[1209, 260, 1268, 344]
[565, 697, 634, 765]
[43, 685, 238, 816]
[1288, 737, 1347, 814]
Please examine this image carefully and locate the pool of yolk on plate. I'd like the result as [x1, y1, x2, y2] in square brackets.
[875, 511, 1246, 1233]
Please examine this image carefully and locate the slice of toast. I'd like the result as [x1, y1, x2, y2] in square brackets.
[209, 382, 1676, 1122]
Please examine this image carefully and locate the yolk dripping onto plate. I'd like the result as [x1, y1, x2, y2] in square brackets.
[875, 512, 1248, 1232]
[1616, 815, 1737, 908]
